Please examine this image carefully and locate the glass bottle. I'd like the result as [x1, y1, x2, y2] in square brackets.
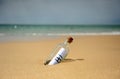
[44, 37, 73, 65]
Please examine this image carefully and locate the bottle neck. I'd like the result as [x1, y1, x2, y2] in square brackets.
[63, 40, 70, 47]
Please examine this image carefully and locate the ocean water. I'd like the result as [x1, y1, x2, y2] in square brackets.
[0, 25, 120, 42]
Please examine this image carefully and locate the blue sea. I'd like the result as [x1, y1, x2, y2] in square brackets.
[0, 24, 120, 42]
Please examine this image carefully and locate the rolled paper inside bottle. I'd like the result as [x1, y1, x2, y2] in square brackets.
[48, 48, 67, 65]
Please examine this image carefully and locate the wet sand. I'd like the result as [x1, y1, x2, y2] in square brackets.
[0, 35, 120, 79]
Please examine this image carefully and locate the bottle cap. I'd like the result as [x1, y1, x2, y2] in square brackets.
[67, 37, 73, 44]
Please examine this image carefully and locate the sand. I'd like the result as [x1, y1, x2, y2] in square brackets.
[0, 35, 120, 79]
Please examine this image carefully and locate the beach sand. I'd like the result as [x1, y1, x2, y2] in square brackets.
[0, 35, 120, 79]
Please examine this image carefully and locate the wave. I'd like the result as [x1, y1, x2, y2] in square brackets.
[0, 32, 120, 42]
[0, 33, 5, 36]
[25, 32, 120, 36]
[0, 32, 120, 37]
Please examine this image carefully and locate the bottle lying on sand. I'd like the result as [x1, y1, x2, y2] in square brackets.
[44, 37, 73, 65]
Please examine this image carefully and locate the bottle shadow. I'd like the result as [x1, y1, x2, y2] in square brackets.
[61, 58, 84, 63]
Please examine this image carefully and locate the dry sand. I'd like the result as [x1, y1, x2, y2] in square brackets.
[0, 35, 120, 79]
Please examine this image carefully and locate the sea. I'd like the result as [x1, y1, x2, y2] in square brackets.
[0, 24, 120, 42]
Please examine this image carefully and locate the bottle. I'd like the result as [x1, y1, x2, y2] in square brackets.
[44, 37, 73, 65]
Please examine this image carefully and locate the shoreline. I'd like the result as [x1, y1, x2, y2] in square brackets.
[0, 34, 120, 43]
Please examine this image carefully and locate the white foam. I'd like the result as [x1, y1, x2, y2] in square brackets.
[0, 32, 120, 42]
[14, 25, 17, 29]
[46, 32, 120, 36]
[0, 33, 5, 36]
[32, 33, 37, 36]
[25, 32, 120, 37]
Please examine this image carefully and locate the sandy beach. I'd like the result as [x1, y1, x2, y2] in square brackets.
[0, 35, 120, 79]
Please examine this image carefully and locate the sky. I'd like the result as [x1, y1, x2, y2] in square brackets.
[0, 0, 120, 24]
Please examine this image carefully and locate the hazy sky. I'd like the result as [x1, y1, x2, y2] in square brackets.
[0, 0, 120, 24]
